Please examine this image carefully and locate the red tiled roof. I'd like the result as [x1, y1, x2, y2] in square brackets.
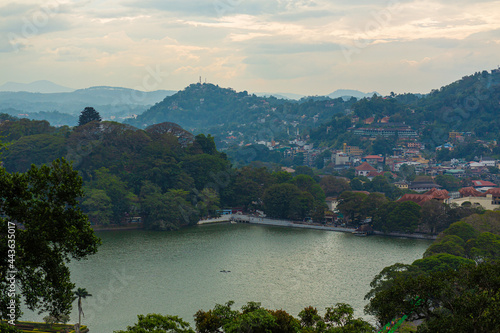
[459, 187, 485, 197]
[355, 162, 377, 171]
[364, 155, 383, 159]
[485, 188, 500, 196]
[424, 188, 450, 200]
[397, 194, 434, 206]
[398, 188, 449, 206]
[364, 117, 375, 124]
[472, 180, 497, 187]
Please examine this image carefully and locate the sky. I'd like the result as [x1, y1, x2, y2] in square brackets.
[1, 0, 500, 96]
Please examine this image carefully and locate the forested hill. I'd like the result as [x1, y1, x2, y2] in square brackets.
[310, 69, 500, 151]
[124, 82, 355, 134]
[383, 69, 500, 136]
[124, 70, 500, 157]
[0, 117, 234, 229]
[126, 83, 271, 129]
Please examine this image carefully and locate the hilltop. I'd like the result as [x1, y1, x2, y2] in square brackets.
[124, 83, 355, 151]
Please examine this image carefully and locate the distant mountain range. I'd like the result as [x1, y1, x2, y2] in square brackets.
[327, 89, 380, 100]
[0, 80, 75, 93]
[255, 89, 378, 100]
[0, 85, 177, 126]
[0, 80, 379, 127]
[254, 92, 305, 100]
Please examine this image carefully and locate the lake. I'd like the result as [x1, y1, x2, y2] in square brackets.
[21, 223, 431, 332]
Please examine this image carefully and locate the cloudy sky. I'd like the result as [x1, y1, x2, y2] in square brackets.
[1, 0, 500, 96]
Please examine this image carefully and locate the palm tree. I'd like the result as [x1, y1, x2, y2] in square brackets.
[74, 287, 92, 333]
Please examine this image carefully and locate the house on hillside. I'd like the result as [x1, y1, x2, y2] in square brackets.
[471, 180, 497, 191]
[365, 171, 397, 181]
[325, 197, 339, 212]
[480, 157, 496, 167]
[364, 155, 384, 165]
[364, 117, 375, 124]
[394, 181, 409, 190]
[409, 181, 442, 192]
[355, 162, 377, 177]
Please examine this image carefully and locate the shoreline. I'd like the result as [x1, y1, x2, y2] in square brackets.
[92, 223, 144, 231]
[91, 216, 437, 240]
[198, 215, 437, 240]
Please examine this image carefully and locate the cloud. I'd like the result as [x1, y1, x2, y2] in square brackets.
[0, 3, 35, 17]
[1, 0, 500, 96]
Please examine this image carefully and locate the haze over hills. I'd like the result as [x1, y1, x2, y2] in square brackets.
[327, 89, 380, 100]
[255, 89, 378, 100]
[0, 85, 177, 126]
[255, 92, 305, 100]
[0, 80, 75, 93]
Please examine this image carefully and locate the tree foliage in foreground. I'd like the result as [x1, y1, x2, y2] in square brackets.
[0, 158, 101, 319]
[366, 219, 500, 332]
[365, 261, 500, 333]
[116, 301, 374, 333]
[113, 313, 195, 333]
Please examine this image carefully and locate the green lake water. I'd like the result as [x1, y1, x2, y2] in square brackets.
[21, 223, 431, 332]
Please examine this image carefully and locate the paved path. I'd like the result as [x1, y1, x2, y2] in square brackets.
[198, 214, 437, 240]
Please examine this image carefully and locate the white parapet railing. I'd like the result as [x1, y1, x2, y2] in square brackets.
[197, 215, 234, 225]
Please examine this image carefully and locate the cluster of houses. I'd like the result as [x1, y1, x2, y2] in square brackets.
[325, 179, 500, 224]
[395, 179, 500, 210]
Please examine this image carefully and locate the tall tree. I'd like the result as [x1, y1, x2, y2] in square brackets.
[73, 288, 92, 333]
[319, 176, 351, 197]
[78, 107, 102, 126]
[263, 183, 302, 219]
[0, 158, 101, 320]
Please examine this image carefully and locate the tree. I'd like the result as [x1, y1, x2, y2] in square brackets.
[114, 313, 194, 333]
[81, 188, 113, 225]
[190, 134, 218, 155]
[224, 307, 277, 333]
[337, 191, 368, 225]
[0, 158, 101, 320]
[91, 167, 138, 224]
[424, 235, 467, 258]
[391, 201, 421, 233]
[398, 164, 416, 182]
[360, 193, 388, 218]
[319, 176, 351, 197]
[194, 301, 239, 333]
[350, 177, 365, 191]
[374, 201, 421, 233]
[366, 261, 500, 332]
[311, 200, 327, 223]
[74, 288, 92, 333]
[420, 201, 448, 234]
[298, 306, 323, 330]
[324, 303, 374, 332]
[267, 309, 301, 333]
[294, 166, 314, 177]
[435, 175, 461, 192]
[140, 189, 198, 230]
[263, 183, 302, 219]
[78, 107, 101, 126]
